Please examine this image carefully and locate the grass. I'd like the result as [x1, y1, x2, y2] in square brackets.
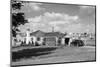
[12, 46, 58, 62]
[11, 46, 95, 66]
[85, 39, 95, 46]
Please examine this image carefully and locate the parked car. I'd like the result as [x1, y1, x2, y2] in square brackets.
[70, 39, 85, 47]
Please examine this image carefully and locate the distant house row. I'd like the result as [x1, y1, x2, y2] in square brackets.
[12, 29, 95, 47]
[12, 30, 74, 47]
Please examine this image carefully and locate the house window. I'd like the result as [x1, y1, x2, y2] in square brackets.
[37, 37, 40, 41]
[31, 38, 33, 40]
[59, 37, 62, 40]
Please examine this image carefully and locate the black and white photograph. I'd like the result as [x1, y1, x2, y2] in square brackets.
[11, 0, 96, 66]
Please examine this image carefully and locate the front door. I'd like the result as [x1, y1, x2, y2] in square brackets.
[65, 38, 70, 45]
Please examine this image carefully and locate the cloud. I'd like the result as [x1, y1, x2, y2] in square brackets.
[61, 23, 95, 33]
[18, 22, 46, 32]
[49, 21, 68, 25]
[28, 12, 79, 25]
[44, 12, 79, 21]
[19, 12, 95, 33]
[60, 23, 83, 33]
[28, 16, 42, 22]
[25, 2, 44, 11]
[19, 12, 80, 32]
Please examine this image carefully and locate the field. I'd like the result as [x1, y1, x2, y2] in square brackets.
[11, 39, 96, 66]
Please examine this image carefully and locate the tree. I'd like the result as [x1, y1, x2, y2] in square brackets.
[11, 0, 28, 37]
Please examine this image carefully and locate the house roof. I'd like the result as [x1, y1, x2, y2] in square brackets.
[17, 30, 66, 38]
[17, 33, 26, 37]
[44, 32, 66, 37]
[30, 30, 45, 37]
[30, 30, 66, 37]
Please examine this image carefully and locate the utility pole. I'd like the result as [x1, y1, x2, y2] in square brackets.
[52, 26, 54, 32]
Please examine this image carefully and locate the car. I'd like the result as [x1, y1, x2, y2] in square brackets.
[70, 39, 85, 47]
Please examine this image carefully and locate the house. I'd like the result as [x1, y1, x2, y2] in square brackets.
[15, 32, 26, 46]
[44, 32, 66, 46]
[30, 30, 45, 46]
[13, 29, 70, 47]
[30, 31, 66, 46]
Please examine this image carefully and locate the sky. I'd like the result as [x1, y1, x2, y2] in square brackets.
[17, 1, 95, 33]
